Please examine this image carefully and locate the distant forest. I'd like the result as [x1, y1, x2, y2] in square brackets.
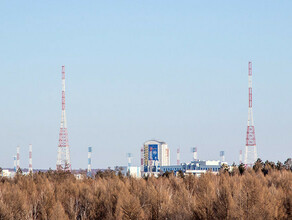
[0, 158, 291, 220]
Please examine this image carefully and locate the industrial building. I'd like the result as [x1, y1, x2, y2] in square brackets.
[161, 160, 225, 176]
[140, 140, 227, 177]
[142, 140, 170, 173]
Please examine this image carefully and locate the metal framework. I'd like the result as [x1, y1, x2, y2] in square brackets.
[244, 62, 257, 166]
[56, 66, 71, 171]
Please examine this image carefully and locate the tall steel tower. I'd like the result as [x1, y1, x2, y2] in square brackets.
[56, 66, 71, 171]
[244, 62, 257, 166]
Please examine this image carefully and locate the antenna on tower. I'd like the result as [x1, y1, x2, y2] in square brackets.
[245, 62, 257, 166]
[87, 147, 92, 177]
[29, 144, 32, 173]
[177, 148, 180, 165]
[57, 66, 71, 171]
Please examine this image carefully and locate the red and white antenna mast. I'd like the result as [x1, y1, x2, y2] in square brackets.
[56, 66, 71, 171]
[244, 62, 257, 166]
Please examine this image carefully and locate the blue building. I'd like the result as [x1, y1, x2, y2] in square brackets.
[160, 160, 224, 176]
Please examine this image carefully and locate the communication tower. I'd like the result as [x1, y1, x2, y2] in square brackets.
[56, 66, 71, 171]
[244, 62, 257, 166]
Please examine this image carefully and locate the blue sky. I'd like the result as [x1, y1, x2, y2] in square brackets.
[0, 1, 291, 169]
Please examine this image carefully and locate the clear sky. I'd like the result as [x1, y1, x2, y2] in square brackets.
[0, 1, 291, 169]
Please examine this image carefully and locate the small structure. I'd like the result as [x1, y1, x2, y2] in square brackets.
[1, 169, 12, 178]
[74, 174, 84, 180]
[120, 166, 141, 178]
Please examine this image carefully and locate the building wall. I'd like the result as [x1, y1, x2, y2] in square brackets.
[160, 143, 170, 166]
[143, 140, 170, 167]
[121, 166, 141, 178]
[144, 145, 149, 166]
[129, 166, 141, 178]
[160, 160, 224, 175]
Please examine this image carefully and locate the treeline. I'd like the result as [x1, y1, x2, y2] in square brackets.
[0, 159, 291, 220]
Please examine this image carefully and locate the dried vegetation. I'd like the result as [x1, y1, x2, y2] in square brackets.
[0, 160, 291, 220]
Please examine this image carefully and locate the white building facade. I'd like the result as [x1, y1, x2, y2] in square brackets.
[142, 140, 170, 173]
